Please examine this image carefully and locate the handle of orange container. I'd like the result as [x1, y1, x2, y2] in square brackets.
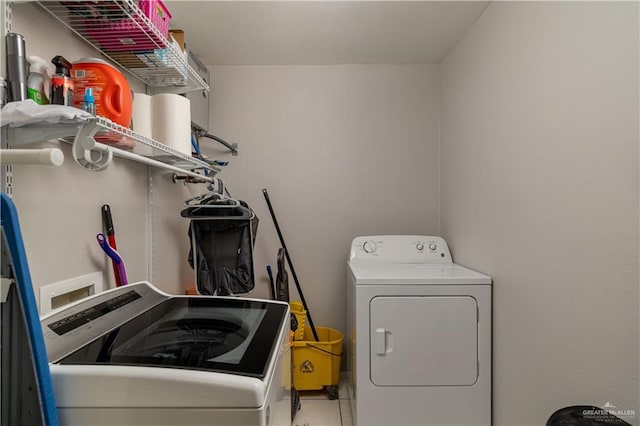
[103, 83, 131, 127]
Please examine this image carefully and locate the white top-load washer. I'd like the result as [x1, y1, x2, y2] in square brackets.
[40, 281, 291, 426]
[346, 236, 492, 426]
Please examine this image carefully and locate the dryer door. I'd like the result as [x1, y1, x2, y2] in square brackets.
[370, 296, 478, 386]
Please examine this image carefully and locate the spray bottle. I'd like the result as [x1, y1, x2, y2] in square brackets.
[82, 87, 95, 115]
[50, 55, 73, 106]
[27, 56, 49, 105]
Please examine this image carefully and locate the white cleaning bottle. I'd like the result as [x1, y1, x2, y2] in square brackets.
[27, 55, 49, 105]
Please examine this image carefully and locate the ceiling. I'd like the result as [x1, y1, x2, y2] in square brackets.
[164, 1, 489, 65]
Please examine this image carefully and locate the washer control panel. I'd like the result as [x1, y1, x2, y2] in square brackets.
[350, 235, 452, 263]
[40, 282, 168, 362]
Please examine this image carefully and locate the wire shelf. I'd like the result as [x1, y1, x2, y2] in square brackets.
[36, 0, 209, 92]
[92, 117, 219, 172]
[5, 115, 221, 179]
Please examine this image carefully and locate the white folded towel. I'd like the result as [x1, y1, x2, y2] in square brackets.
[1, 99, 93, 128]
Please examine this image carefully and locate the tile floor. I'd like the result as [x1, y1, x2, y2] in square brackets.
[293, 378, 352, 426]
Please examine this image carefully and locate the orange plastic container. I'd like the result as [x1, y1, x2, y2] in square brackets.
[72, 58, 133, 127]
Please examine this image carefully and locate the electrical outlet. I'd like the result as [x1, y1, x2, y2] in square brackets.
[39, 272, 103, 315]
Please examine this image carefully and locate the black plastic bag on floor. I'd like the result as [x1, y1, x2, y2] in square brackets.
[547, 406, 632, 426]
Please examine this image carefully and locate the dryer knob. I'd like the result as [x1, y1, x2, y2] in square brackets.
[363, 240, 377, 253]
[428, 242, 437, 251]
[416, 243, 425, 251]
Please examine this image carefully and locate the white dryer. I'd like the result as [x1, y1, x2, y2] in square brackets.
[40, 282, 291, 426]
[346, 235, 492, 426]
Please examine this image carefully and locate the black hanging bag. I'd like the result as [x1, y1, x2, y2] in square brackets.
[182, 195, 258, 296]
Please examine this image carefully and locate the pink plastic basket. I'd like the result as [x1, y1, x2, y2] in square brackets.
[138, 0, 171, 38]
[84, 0, 172, 52]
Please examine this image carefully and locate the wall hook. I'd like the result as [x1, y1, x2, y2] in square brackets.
[72, 120, 113, 171]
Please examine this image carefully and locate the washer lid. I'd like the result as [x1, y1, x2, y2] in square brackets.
[41, 283, 289, 380]
[52, 297, 287, 379]
[349, 263, 491, 285]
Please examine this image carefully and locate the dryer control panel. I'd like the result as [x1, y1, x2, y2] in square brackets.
[350, 235, 452, 263]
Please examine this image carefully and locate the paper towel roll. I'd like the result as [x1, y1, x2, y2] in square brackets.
[132, 93, 152, 139]
[131, 93, 153, 155]
[151, 93, 192, 157]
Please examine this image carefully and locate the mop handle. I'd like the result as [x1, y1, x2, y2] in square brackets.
[262, 188, 320, 342]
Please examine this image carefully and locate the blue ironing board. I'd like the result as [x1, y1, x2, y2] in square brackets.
[1, 193, 59, 426]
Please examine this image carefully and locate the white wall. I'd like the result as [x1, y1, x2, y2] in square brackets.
[149, 170, 202, 294]
[204, 64, 440, 331]
[440, 2, 639, 425]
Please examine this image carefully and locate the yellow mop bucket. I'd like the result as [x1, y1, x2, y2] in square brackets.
[292, 327, 343, 391]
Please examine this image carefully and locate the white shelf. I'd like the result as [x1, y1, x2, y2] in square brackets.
[6, 116, 221, 182]
[36, 0, 208, 93]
